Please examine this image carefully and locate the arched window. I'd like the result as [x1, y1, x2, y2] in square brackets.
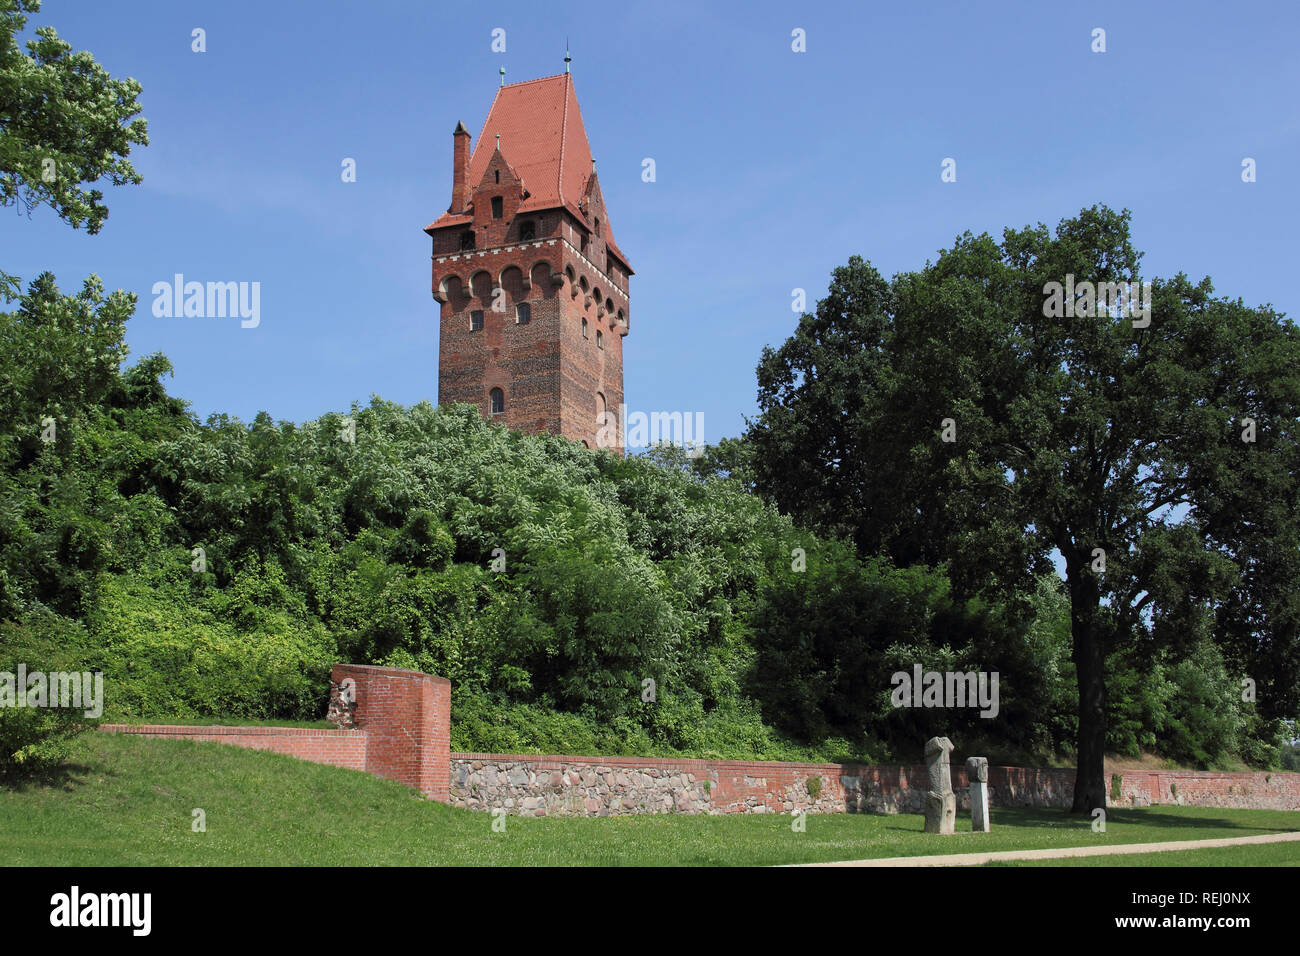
[489, 388, 504, 416]
[582, 317, 588, 338]
[596, 392, 607, 423]
[596, 330, 604, 349]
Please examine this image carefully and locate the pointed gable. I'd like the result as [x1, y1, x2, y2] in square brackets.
[477, 145, 524, 194]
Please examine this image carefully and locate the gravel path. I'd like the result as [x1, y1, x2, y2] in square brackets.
[793, 830, 1300, 867]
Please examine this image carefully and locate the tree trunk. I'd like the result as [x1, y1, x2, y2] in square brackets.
[1066, 556, 1107, 814]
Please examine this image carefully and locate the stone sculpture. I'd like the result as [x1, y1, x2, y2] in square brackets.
[923, 736, 956, 834]
[967, 755, 990, 832]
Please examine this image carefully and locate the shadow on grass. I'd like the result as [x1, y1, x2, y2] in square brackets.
[1090, 807, 1294, 833]
[0, 757, 105, 794]
[990, 806, 1295, 834]
[871, 805, 1297, 836]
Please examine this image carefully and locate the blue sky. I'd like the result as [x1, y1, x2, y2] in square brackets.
[8, 0, 1298, 443]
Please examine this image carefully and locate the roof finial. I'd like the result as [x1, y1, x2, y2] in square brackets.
[495, 133, 501, 150]
[499, 65, 506, 87]
[564, 39, 571, 74]
[591, 158, 596, 173]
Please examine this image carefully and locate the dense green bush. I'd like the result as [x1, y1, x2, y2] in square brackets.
[86, 570, 335, 721]
[0, 613, 102, 773]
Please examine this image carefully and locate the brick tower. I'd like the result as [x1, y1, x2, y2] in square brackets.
[426, 73, 632, 452]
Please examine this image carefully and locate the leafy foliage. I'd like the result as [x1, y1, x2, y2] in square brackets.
[0, 251, 1287, 771]
[747, 206, 1300, 803]
[0, 610, 100, 772]
[0, 0, 148, 242]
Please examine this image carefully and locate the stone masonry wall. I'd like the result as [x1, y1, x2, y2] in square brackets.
[452, 754, 1300, 817]
[449, 754, 1085, 817]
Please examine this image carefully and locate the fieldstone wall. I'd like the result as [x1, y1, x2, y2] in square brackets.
[454, 758, 715, 816]
[452, 755, 1300, 817]
[449, 754, 1082, 817]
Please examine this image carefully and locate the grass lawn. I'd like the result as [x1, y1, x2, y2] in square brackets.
[2, 734, 1296, 866]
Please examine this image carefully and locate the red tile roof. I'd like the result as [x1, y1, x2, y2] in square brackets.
[427, 74, 629, 269]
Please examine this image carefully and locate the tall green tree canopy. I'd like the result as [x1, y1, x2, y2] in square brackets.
[747, 205, 1300, 811]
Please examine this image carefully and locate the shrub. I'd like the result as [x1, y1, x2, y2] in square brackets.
[0, 613, 102, 775]
[86, 572, 335, 721]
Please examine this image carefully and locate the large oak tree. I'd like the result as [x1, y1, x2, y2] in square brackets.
[747, 205, 1300, 811]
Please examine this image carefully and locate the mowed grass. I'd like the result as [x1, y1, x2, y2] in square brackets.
[1, 734, 1296, 866]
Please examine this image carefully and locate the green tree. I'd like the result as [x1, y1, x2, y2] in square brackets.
[0, 0, 147, 295]
[747, 206, 1300, 811]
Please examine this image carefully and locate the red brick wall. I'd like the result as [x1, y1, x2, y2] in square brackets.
[99, 665, 453, 802]
[1116, 769, 1300, 810]
[100, 724, 367, 772]
[333, 663, 450, 801]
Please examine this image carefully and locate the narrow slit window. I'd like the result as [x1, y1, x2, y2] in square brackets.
[491, 196, 503, 218]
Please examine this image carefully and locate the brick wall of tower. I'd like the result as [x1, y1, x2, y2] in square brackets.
[434, 234, 628, 452]
[437, 243, 566, 439]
